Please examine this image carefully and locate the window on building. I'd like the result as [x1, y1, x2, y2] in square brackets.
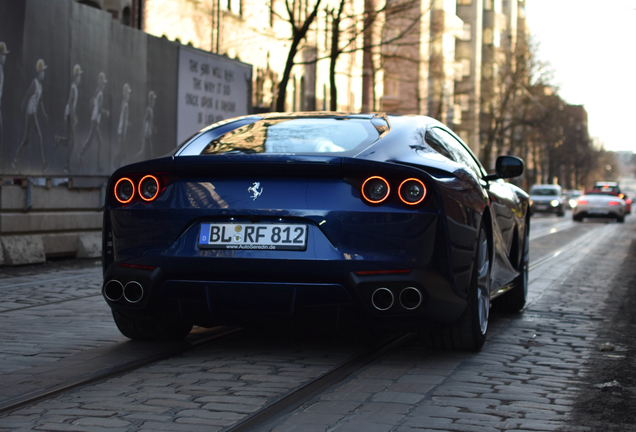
[462, 23, 472, 41]
[300, 76, 306, 111]
[225, 0, 242, 15]
[484, 0, 494, 10]
[325, 12, 331, 50]
[122, 6, 130, 26]
[484, 28, 493, 44]
[293, 76, 298, 111]
[482, 64, 493, 79]
[456, 94, 470, 112]
[458, 0, 472, 4]
[493, 30, 500, 47]
[461, 58, 471, 77]
[384, 77, 399, 97]
[323, 84, 328, 110]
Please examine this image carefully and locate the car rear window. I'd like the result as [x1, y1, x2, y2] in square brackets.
[531, 187, 559, 196]
[180, 118, 381, 156]
[593, 183, 620, 193]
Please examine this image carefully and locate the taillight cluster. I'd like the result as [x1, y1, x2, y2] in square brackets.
[114, 175, 161, 204]
[361, 176, 427, 206]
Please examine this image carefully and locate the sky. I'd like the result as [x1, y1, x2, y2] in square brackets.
[524, 0, 636, 153]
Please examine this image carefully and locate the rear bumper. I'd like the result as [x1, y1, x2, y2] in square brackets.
[530, 204, 563, 214]
[574, 209, 624, 219]
[102, 262, 466, 330]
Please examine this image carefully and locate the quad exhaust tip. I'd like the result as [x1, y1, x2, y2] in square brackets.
[399, 287, 423, 310]
[124, 281, 144, 304]
[371, 286, 423, 311]
[371, 287, 394, 311]
[104, 280, 144, 304]
[104, 280, 124, 302]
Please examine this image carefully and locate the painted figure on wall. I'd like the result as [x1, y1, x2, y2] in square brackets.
[136, 90, 156, 159]
[12, 59, 48, 170]
[79, 71, 109, 172]
[55, 64, 82, 173]
[0, 42, 8, 162]
[113, 82, 131, 168]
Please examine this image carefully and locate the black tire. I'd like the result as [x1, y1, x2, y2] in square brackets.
[496, 223, 528, 313]
[112, 310, 193, 341]
[573, 214, 583, 222]
[617, 215, 625, 223]
[421, 226, 491, 351]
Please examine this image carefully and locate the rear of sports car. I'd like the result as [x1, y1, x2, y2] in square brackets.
[102, 115, 468, 340]
[572, 193, 626, 222]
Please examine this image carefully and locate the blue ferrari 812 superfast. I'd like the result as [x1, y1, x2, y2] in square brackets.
[102, 112, 530, 350]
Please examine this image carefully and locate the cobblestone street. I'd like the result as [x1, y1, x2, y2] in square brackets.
[0, 217, 634, 431]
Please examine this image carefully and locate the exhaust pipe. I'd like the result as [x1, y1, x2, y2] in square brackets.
[123, 281, 144, 304]
[399, 287, 422, 310]
[104, 280, 124, 302]
[371, 287, 394, 311]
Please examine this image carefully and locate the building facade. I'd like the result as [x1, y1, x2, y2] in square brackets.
[76, 0, 136, 25]
[87, 0, 535, 163]
[140, 0, 379, 114]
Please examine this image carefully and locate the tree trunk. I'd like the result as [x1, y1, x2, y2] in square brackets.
[329, 0, 345, 111]
[276, 36, 303, 112]
[275, 0, 323, 112]
[361, 0, 375, 112]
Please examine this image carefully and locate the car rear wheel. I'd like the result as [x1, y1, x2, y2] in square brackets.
[617, 215, 625, 223]
[496, 223, 528, 312]
[573, 214, 583, 222]
[421, 226, 491, 351]
[112, 310, 193, 341]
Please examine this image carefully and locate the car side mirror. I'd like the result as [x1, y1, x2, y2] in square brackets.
[484, 155, 524, 181]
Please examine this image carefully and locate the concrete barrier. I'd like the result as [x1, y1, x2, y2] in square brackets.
[0, 181, 104, 265]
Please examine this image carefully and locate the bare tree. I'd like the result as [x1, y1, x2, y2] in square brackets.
[479, 38, 542, 170]
[323, 0, 424, 111]
[274, 0, 323, 112]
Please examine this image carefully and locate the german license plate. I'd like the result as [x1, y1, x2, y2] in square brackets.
[198, 223, 307, 251]
[535, 204, 548, 210]
[588, 209, 606, 214]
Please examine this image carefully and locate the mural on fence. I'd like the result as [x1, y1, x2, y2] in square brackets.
[0, 0, 252, 177]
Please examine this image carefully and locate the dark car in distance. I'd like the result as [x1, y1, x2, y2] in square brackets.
[102, 112, 530, 351]
[529, 184, 566, 217]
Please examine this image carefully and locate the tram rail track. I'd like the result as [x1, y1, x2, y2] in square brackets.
[528, 223, 611, 271]
[0, 326, 245, 415]
[0, 223, 611, 422]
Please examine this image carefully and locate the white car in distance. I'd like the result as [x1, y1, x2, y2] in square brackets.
[572, 191, 626, 223]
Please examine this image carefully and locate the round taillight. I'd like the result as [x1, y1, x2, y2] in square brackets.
[399, 178, 426, 205]
[139, 175, 160, 202]
[114, 178, 135, 204]
[362, 176, 390, 204]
